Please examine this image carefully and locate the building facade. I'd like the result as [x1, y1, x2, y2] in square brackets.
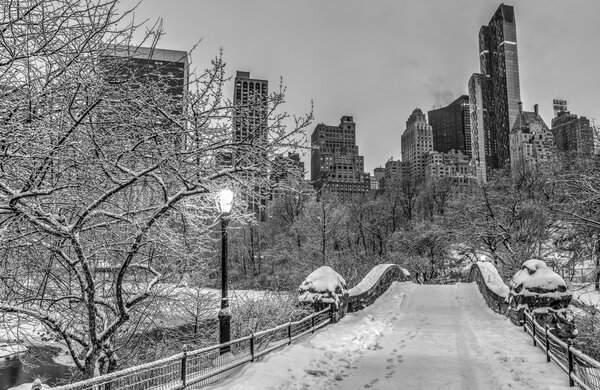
[233, 71, 268, 146]
[477, 4, 522, 169]
[428, 95, 471, 158]
[310, 116, 370, 200]
[551, 110, 594, 157]
[232, 71, 269, 219]
[468, 73, 495, 182]
[379, 159, 410, 191]
[401, 108, 433, 180]
[425, 150, 476, 189]
[510, 104, 556, 172]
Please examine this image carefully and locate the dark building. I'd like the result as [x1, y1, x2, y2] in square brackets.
[428, 95, 471, 158]
[551, 110, 594, 157]
[476, 4, 522, 169]
[272, 152, 305, 183]
[310, 116, 370, 200]
[468, 73, 495, 181]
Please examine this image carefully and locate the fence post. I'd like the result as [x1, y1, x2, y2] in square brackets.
[181, 344, 188, 388]
[545, 325, 550, 363]
[250, 332, 255, 362]
[288, 318, 292, 344]
[532, 320, 537, 347]
[567, 340, 574, 387]
[312, 313, 316, 333]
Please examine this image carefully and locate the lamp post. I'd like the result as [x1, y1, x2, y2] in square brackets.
[217, 189, 233, 355]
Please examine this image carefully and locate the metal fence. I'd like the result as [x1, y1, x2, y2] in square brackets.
[524, 311, 600, 389]
[51, 307, 331, 390]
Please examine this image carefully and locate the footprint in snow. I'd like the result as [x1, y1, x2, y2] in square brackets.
[364, 379, 379, 388]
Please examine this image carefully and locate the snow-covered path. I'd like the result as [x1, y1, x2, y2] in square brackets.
[204, 282, 572, 390]
[337, 283, 570, 390]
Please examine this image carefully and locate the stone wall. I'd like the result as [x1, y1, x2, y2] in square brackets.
[347, 264, 409, 313]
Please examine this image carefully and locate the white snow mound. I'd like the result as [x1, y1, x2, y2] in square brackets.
[299, 266, 347, 308]
[510, 259, 567, 293]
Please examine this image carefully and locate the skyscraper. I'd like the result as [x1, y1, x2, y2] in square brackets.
[233, 71, 268, 148]
[310, 116, 369, 200]
[401, 108, 433, 180]
[468, 73, 495, 182]
[474, 4, 522, 170]
[428, 95, 471, 158]
[232, 71, 269, 219]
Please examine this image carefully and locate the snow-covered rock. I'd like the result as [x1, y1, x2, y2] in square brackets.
[507, 259, 575, 336]
[508, 259, 571, 305]
[298, 266, 347, 310]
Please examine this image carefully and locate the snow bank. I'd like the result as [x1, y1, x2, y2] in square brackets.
[475, 262, 510, 297]
[348, 264, 407, 296]
[298, 266, 347, 308]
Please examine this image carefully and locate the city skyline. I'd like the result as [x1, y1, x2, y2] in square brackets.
[122, 0, 600, 174]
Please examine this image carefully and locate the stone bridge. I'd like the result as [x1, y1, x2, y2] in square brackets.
[48, 262, 599, 390]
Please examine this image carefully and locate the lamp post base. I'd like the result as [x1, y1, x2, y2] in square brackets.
[218, 307, 232, 354]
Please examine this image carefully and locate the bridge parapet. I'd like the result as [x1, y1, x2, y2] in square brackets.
[298, 264, 410, 321]
[347, 264, 410, 313]
[468, 262, 510, 315]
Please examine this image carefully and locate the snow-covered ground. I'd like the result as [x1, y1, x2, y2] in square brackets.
[204, 282, 573, 390]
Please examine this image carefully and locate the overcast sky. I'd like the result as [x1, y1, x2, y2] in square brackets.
[121, 0, 600, 174]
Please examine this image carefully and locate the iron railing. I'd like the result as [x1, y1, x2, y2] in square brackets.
[51, 307, 331, 390]
[524, 311, 600, 389]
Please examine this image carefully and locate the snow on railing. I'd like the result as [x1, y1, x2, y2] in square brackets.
[347, 264, 410, 313]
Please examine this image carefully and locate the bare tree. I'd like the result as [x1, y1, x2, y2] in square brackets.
[0, 0, 311, 379]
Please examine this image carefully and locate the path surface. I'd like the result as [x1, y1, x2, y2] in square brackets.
[205, 282, 572, 390]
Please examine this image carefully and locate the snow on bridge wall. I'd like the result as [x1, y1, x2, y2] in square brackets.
[468, 261, 510, 315]
[299, 264, 410, 321]
[347, 264, 410, 313]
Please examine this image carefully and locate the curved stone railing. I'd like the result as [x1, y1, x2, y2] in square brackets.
[347, 264, 410, 313]
[468, 262, 510, 315]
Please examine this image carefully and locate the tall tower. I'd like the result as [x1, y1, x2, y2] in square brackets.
[401, 108, 433, 180]
[428, 95, 471, 158]
[232, 71, 269, 219]
[478, 4, 522, 169]
[310, 116, 369, 200]
[468, 73, 495, 182]
[233, 71, 268, 147]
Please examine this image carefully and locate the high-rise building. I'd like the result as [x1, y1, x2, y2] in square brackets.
[428, 95, 472, 158]
[232, 71, 269, 219]
[477, 4, 522, 169]
[468, 73, 495, 182]
[510, 104, 556, 172]
[233, 71, 268, 147]
[310, 116, 370, 200]
[551, 104, 594, 157]
[401, 108, 433, 180]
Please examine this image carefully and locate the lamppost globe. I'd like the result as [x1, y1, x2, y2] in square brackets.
[218, 189, 234, 214]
